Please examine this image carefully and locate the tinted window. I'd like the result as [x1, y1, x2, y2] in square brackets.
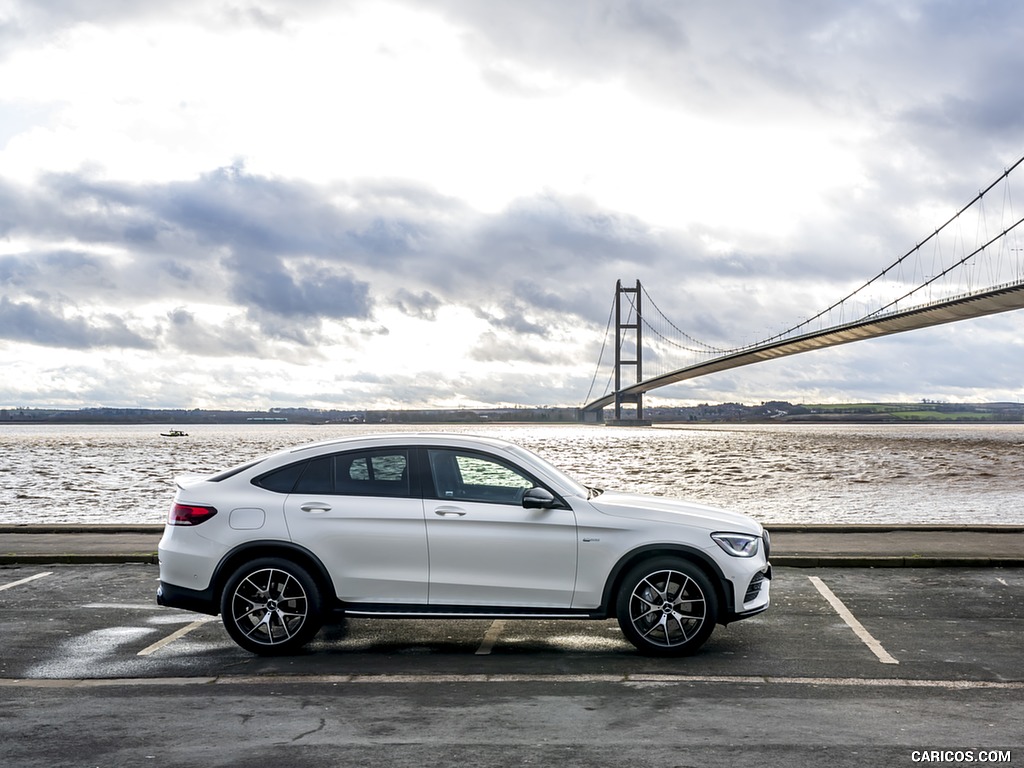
[253, 460, 308, 493]
[336, 451, 410, 497]
[295, 456, 334, 494]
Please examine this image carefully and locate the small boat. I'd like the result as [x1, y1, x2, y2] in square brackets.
[161, 429, 189, 437]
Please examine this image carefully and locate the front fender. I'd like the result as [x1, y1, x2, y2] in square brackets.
[599, 544, 734, 619]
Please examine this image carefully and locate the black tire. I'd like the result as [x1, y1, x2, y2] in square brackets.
[220, 557, 323, 655]
[616, 557, 718, 657]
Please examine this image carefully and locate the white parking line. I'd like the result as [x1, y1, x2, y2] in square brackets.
[0, 571, 53, 591]
[137, 617, 216, 656]
[475, 620, 506, 655]
[809, 576, 899, 665]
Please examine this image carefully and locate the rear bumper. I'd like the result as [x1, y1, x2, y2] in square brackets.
[157, 581, 219, 616]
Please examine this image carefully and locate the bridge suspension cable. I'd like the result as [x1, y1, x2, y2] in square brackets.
[864, 214, 1024, 322]
[761, 154, 1024, 346]
[639, 284, 728, 354]
[582, 292, 617, 406]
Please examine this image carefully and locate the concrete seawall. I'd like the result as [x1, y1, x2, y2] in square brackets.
[2, 524, 1022, 567]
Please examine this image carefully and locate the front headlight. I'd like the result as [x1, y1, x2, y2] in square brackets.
[711, 532, 761, 558]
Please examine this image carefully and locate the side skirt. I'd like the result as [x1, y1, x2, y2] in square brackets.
[329, 602, 607, 621]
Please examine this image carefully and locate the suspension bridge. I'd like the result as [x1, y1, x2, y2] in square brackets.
[582, 155, 1024, 421]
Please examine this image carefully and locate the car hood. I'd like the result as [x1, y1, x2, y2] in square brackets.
[589, 491, 762, 534]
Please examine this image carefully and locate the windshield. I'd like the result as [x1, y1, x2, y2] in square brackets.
[506, 444, 590, 498]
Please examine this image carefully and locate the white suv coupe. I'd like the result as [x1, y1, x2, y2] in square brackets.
[157, 434, 771, 656]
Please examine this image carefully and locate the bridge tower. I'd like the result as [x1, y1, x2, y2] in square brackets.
[611, 279, 649, 424]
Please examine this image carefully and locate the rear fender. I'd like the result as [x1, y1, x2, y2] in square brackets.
[212, 540, 335, 606]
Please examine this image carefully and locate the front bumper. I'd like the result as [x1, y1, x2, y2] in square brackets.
[722, 561, 771, 624]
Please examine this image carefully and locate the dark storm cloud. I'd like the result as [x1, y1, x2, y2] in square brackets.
[1, 167, 705, 335]
[34, 165, 408, 264]
[0, 167, 442, 330]
[0, 250, 117, 292]
[0, 296, 153, 349]
[230, 263, 371, 334]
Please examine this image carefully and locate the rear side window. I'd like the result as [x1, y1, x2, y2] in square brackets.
[253, 460, 308, 493]
[295, 456, 334, 494]
[256, 449, 411, 497]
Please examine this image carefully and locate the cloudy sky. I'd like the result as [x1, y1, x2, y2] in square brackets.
[2, 0, 1024, 411]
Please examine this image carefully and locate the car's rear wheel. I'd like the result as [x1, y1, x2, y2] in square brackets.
[616, 557, 718, 657]
[220, 558, 323, 655]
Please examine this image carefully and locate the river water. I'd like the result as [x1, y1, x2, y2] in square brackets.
[1, 422, 1021, 526]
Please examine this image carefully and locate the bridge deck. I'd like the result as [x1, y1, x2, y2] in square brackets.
[585, 281, 1024, 411]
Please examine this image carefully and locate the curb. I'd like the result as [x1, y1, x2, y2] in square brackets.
[772, 556, 1024, 568]
[0, 553, 160, 565]
[0, 525, 165, 534]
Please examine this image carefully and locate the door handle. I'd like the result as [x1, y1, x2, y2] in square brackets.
[300, 502, 332, 513]
[434, 507, 466, 517]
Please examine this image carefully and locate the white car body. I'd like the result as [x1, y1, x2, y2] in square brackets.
[158, 433, 771, 656]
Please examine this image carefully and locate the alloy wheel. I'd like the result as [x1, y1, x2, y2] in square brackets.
[626, 568, 707, 649]
[228, 567, 310, 647]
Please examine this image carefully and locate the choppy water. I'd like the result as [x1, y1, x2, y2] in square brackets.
[1, 422, 1022, 525]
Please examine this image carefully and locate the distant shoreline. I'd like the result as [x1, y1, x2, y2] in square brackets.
[2, 402, 1022, 425]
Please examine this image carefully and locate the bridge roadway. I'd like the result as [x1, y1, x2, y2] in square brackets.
[585, 280, 1024, 412]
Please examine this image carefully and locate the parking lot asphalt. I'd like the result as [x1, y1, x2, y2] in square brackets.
[2, 562, 1022, 683]
[2, 562, 1022, 767]
[2, 524, 1023, 566]
[3, 560, 1022, 766]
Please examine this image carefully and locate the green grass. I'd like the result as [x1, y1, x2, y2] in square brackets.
[802, 403, 998, 421]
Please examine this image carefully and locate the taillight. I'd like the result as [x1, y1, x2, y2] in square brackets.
[169, 503, 218, 526]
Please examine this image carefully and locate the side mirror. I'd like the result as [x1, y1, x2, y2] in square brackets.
[522, 487, 559, 509]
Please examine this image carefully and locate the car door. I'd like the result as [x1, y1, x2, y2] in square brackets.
[281, 447, 428, 604]
[423, 448, 578, 608]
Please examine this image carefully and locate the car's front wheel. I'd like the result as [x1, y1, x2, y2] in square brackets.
[616, 557, 718, 657]
[220, 558, 323, 655]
